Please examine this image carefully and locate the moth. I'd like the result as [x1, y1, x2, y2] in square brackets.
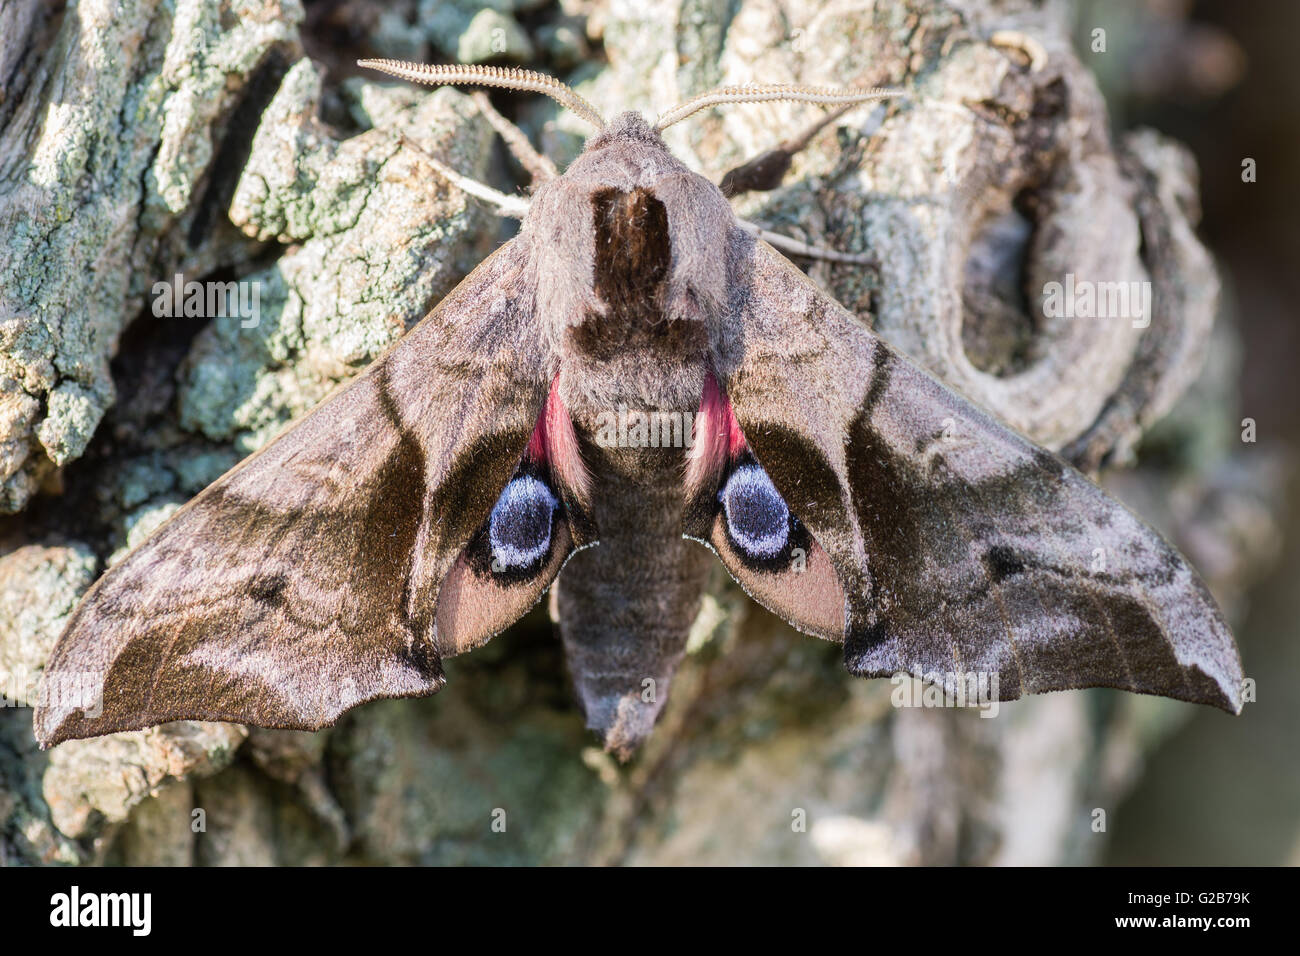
[35, 62, 1243, 758]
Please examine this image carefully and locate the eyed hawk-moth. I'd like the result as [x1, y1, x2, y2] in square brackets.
[34, 62, 1243, 759]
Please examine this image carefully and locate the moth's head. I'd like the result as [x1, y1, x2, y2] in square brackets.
[550, 110, 683, 185]
[578, 110, 667, 152]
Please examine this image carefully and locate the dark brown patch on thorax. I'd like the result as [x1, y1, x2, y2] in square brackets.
[568, 187, 707, 360]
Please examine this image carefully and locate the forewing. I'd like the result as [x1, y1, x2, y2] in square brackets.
[35, 241, 565, 746]
[716, 235, 1243, 712]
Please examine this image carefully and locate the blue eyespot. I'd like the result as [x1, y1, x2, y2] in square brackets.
[488, 474, 559, 571]
[719, 462, 790, 559]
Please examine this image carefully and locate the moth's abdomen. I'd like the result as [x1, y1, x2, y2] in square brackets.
[554, 436, 710, 760]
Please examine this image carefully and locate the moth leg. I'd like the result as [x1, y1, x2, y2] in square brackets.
[736, 218, 874, 265]
[470, 91, 559, 185]
[718, 102, 856, 198]
[397, 131, 531, 218]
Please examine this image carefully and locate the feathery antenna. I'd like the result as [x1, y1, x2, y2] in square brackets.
[655, 83, 906, 131]
[357, 60, 607, 130]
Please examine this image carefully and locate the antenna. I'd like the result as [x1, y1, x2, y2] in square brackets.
[356, 60, 607, 130]
[655, 83, 906, 131]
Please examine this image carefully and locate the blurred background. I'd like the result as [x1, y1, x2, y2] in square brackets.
[1077, 0, 1300, 865]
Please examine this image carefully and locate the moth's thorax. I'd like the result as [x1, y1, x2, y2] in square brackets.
[523, 112, 737, 420]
